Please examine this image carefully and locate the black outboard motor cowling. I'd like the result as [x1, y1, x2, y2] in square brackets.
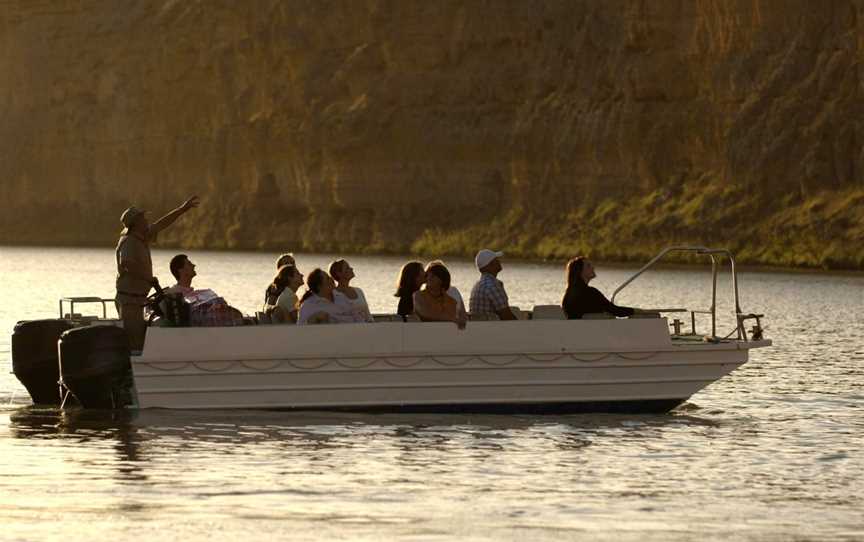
[11, 319, 74, 404]
[59, 326, 135, 409]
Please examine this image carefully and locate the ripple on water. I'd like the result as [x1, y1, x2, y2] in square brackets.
[1, 248, 863, 540]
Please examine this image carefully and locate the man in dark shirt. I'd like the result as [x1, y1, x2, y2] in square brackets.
[561, 257, 643, 319]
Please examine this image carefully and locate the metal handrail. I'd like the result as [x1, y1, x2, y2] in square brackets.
[59, 297, 113, 320]
[610, 246, 745, 340]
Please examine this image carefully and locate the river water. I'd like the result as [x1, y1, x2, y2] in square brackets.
[0, 246, 861, 541]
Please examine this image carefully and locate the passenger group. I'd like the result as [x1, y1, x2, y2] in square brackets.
[115, 197, 643, 350]
[248, 248, 643, 329]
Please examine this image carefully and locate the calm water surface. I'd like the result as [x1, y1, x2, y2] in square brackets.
[0, 246, 862, 541]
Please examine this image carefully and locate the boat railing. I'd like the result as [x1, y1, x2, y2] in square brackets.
[59, 297, 115, 322]
[610, 246, 762, 341]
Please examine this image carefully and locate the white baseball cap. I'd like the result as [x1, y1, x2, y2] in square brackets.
[475, 249, 504, 270]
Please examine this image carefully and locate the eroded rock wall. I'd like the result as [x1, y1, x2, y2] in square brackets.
[1, 1, 862, 267]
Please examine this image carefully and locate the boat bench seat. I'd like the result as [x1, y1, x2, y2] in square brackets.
[372, 314, 421, 323]
[372, 314, 402, 323]
[254, 311, 272, 324]
[468, 313, 499, 321]
[531, 305, 566, 320]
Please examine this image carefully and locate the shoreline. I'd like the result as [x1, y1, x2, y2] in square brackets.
[2, 241, 863, 278]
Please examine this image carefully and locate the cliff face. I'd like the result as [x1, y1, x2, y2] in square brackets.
[1, 1, 862, 268]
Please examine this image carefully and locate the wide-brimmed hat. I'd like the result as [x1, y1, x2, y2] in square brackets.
[120, 206, 145, 234]
[475, 249, 504, 270]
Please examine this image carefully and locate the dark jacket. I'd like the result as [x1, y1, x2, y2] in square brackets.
[562, 282, 634, 319]
[397, 294, 413, 317]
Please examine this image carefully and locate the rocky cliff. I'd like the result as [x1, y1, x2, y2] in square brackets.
[1, 0, 862, 268]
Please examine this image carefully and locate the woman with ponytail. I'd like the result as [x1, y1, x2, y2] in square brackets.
[330, 259, 374, 322]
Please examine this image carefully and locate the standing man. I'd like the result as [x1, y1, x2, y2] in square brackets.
[468, 249, 517, 320]
[115, 196, 200, 351]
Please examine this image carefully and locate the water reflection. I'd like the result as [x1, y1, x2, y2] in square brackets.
[2, 247, 862, 540]
[2, 400, 860, 541]
[7, 406, 720, 458]
[9, 406, 147, 476]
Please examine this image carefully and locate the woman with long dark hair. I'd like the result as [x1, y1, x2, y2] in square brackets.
[394, 261, 426, 317]
[562, 257, 642, 319]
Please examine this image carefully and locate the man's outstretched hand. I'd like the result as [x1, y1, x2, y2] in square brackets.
[150, 196, 201, 235]
[181, 196, 200, 212]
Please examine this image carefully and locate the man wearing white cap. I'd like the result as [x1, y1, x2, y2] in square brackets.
[115, 196, 200, 350]
[468, 249, 517, 320]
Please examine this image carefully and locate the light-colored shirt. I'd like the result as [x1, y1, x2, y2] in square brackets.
[334, 288, 374, 322]
[261, 287, 298, 318]
[469, 273, 509, 317]
[115, 232, 155, 305]
[447, 286, 465, 314]
[297, 294, 363, 325]
[262, 288, 299, 323]
[166, 283, 194, 296]
[276, 288, 299, 313]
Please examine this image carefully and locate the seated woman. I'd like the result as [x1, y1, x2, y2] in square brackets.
[394, 261, 426, 319]
[329, 259, 374, 322]
[413, 263, 466, 329]
[426, 260, 468, 322]
[562, 257, 645, 319]
[262, 265, 304, 323]
[297, 269, 363, 325]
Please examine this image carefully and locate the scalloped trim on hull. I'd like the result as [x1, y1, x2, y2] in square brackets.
[132, 319, 771, 412]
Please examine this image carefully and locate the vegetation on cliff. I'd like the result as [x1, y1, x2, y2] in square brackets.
[412, 186, 864, 269]
[0, 1, 861, 269]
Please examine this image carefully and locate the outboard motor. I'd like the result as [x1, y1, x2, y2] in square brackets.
[59, 326, 135, 409]
[11, 319, 74, 404]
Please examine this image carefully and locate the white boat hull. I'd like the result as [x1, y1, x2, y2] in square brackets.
[133, 319, 770, 412]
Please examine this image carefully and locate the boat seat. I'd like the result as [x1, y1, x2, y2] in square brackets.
[531, 305, 566, 320]
[373, 314, 403, 323]
[255, 311, 272, 324]
[582, 312, 614, 320]
[468, 313, 499, 321]
[371, 314, 421, 323]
